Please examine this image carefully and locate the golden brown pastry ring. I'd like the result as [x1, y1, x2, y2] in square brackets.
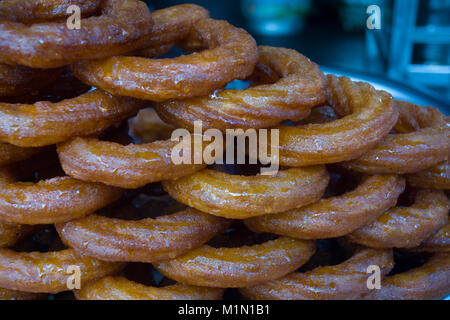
[0, 166, 122, 225]
[348, 190, 449, 248]
[155, 46, 327, 130]
[0, 89, 144, 147]
[344, 101, 449, 174]
[154, 237, 316, 288]
[57, 136, 206, 189]
[56, 208, 231, 263]
[245, 175, 405, 239]
[162, 166, 330, 219]
[363, 253, 450, 300]
[0, 0, 102, 24]
[75, 276, 224, 300]
[406, 161, 449, 190]
[410, 222, 449, 253]
[240, 248, 394, 300]
[0, 0, 153, 68]
[0, 248, 123, 293]
[276, 75, 398, 167]
[73, 18, 258, 101]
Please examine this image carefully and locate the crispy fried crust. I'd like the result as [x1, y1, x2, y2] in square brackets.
[57, 137, 206, 189]
[277, 75, 398, 166]
[240, 248, 394, 300]
[56, 208, 231, 263]
[75, 276, 224, 300]
[344, 101, 449, 174]
[163, 167, 330, 219]
[363, 253, 450, 300]
[73, 18, 258, 101]
[154, 238, 316, 288]
[0, 248, 123, 293]
[0, 89, 145, 147]
[245, 175, 405, 239]
[155, 46, 327, 130]
[0, 0, 153, 68]
[0, 166, 122, 225]
[348, 190, 449, 248]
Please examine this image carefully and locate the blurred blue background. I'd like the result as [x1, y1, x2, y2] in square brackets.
[146, 0, 449, 105]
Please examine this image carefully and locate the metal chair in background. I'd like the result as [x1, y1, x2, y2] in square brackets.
[365, 0, 450, 100]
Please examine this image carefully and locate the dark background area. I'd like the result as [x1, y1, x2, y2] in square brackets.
[146, 0, 450, 104]
[147, 0, 367, 71]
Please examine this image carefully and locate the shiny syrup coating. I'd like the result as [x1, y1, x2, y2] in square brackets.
[0, 248, 124, 293]
[0, 89, 145, 147]
[348, 190, 449, 248]
[0, 0, 103, 24]
[73, 18, 258, 101]
[0, 0, 153, 68]
[57, 136, 206, 189]
[75, 276, 224, 300]
[406, 161, 450, 190]
[411, 223, 449, 253]
[277, 75, 398, 167]
[163, 166, 330, 219]
[154, 238, 316, 288]
[343, 101, 450, 174]
[0, 166, 123, 225]
[56, 208, 231, 263]
[240, 248, 394, 300]
[246, 175, 406, 239]
[155, 46, 327, 130]
[363, 253, 450, 300]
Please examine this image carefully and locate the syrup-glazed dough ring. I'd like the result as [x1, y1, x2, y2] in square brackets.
[0, 166, 122, 225]
[154, 238, 316, 288]
[410, 222, 449, 253]
[56, 208, 231, 263]
[154, 46, 327, 130]
[245, 175, 405, 239]
[0, 0, 102, 24]
[0, 89, 145, 147]
[406, 161, 449, 190]
[363, 253, 450, 300]
[73, 18, 258, 101]
[276, 75, 398, 167]
[0, 248, 123, 293]
[162, 166, 330, 219]
[343, 102, 449, 174]
[57, 136, 207, 189]
[75, 276, 224, 300]
[0, 0, 153, 68]
[348, 190, 449, 248]
[239, 248, 394, 300]
[0, 143, 44, 167]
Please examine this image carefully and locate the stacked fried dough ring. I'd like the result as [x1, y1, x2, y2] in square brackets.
[0, 2, 448, 301]
[0, 0, 154, 68]
[155, 46, 327, 130]
[73, 18, 258, 101]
